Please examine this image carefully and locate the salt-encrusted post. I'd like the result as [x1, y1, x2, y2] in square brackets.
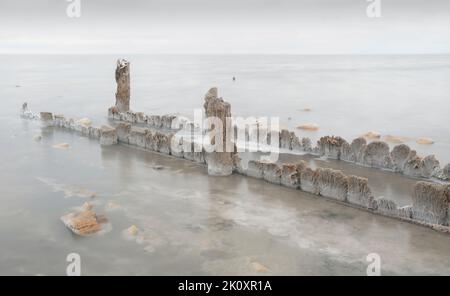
[203, 87, 234, 176]
[114, 59, 130, 112]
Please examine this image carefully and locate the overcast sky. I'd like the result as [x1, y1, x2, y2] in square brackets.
[1, 0, 450, 54]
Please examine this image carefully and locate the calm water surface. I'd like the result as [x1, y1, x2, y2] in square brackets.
[1, 55, 450, 275]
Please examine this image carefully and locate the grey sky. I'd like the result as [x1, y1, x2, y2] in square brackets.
[1, 0, 450, 54]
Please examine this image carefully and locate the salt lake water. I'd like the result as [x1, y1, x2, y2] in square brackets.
[1, 54, 450, 275]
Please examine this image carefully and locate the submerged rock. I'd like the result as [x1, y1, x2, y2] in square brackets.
[417, 138, 434, 145]
[250, 261, 269, 273]
[384, 135, 410, 144]
[100, 125, 118, 146]
[362, 131, 381, 140]
[347, 176, 376, 209]
[363, 141, 393, 169]
[114, 59, 131, 112]
[203, 88, 233, 176]
[297, 123, 319, 131]
[61, 209, 106, 236]
[52, 143, 70, 149]
[126, 225, 139, 236]
[412, 182, 449, 225]
[316, 168, 348, 201]
[391, 144, 411, 172]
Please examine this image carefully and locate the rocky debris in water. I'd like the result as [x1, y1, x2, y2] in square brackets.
[40, 112, 54, 126]
[299, 167, 319, 195]
[105, 201, 121, 211]
[291, 134, 303, 151]
[170, 134, 184, 158]
[129, 128, 147, 148]
[349, 137, 367, 164]
[246, 160, 265, 179]
[363, 141, 393, 169]
[115, 122, 131, 143]
[61, 207, 107, 236]
[183, 141, 205, 164]
[279, 129, 291, 149]
[108, 106, 120, 120]
[161, 115, 177, 129]
[53, 114, 65, 127]
[347, 175, 376, 209]
[421, 155, 441, 179]
[262, 163, 282, 185]
[232, 154, 245, 174]
[375, 198, 397, 216]
[384, 135, 410, 144]
[280, 162, 306, 188]
[362, 131, 381, 140]
[412, 182, 449, 225]
[317, 136, 348, 160]
[340, 141, 353, 162]
[52, 142, 70, 149]
[403, 151, 423, 178]
[316, 168, 348, 201]
[114, 59, 131, 112]
[135, 112, 146, 123]
[250, 261, 269, 273]
[203, 87, 233, 176]
[375, 198, 412, 219]
[76, 118, 91, 127]
[443, 163, 450, 179]
[301, 137, 312, 152]
[417, 138, 434, 145]
[126, 225, 139, 236]
[100, 125, 118, 146]
[391, 144, 411, 172]
[82, 202, 93, 211]
[147, 115, 162, 128]
[88, 126, 101, 139]
[152, 131, 173, 154]
[296, 123, 319, 131]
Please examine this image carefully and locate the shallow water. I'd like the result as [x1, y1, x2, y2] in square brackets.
[1, 54, 450, 275]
